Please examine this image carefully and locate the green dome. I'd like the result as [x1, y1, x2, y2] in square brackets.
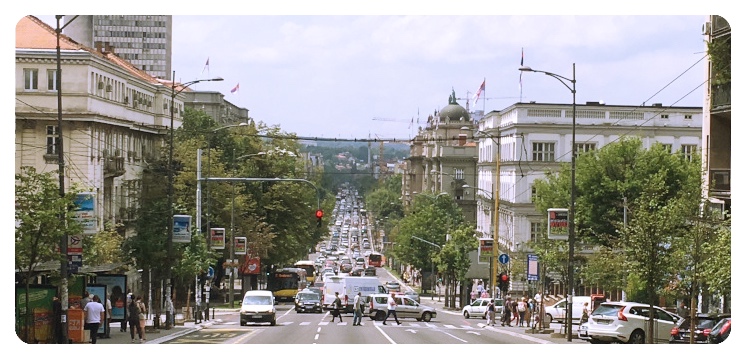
[439, 89, 470, 122]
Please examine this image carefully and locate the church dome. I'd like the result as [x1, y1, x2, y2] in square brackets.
[438, 89, 470, 122]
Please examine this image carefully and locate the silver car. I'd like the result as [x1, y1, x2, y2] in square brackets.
[462, 298, 503, 319]
[365, 294, 437, 322]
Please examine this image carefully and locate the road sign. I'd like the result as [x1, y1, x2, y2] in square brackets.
[498, 253, 509, 264]
[207, 266, 214, 278]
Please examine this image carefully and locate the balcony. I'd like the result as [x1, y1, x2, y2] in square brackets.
[104, 155, 125, 178]
[711, 82, 730, 112]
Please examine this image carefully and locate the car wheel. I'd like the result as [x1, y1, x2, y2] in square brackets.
[270, 320, 276, 326]
[463, 311, 470, 319]
[375, 311, 386, 321]
[422, 312, 432, 322]
[545, 314, 553, 323]
[628, 329, 645, 344]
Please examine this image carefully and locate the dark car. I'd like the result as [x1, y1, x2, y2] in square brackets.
[350, 267, 365, 276]
[294, 290, 322, 313]
[670, 313, 730, 344]
[364, 267, 377, 276]
[707, 316, 731, 344]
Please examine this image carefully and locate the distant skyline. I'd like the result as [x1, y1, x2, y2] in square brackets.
[25, 9, 719, 140]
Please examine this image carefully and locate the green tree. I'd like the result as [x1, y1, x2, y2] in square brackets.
[83, 221, 125, 267]
[15, 167, 83, 342]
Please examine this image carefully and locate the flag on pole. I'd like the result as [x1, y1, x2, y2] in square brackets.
[230, 83, 240, 94]
[519, 48, 524, 93]
[472, 78, 485, 107]
[201, 57, 210, 75]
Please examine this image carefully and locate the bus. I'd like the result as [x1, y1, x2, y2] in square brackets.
[293, 260, 316, 283]
[368, 252, 383, 267]
[267, 268, 307, 302]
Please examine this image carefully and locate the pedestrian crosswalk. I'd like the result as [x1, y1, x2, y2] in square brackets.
[221, 320, 482, 330]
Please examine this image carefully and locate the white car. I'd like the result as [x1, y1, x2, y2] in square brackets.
[581, 301, 682, 344]
[462, 298, 503, 319]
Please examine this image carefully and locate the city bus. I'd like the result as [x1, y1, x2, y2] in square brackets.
[368, 252, 383, 267]
[293, 260, 316, 283]
[268, 268, 307, 302]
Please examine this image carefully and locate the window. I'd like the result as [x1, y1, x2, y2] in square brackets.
[46, 125, 59, 155]
[47, 69, 58, 91]
[532, 142, 555, 162]
[530, 222, 543, 242]
[684, 114, 693, 120]
[454, 168, 464, 180]
[531, 187, 537, 203]
[575, 143, 596, 154]
[660, 114, 669, 119]
[681, 144, 697, 162]
[24, 68, 39, 90]
[661, 144, 673, 153]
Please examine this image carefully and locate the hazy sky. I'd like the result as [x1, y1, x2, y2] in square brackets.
[22, 2, 727, 140]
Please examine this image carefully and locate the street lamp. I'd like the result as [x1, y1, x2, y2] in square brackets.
[166, 71, 223, 329]
[472, 129, 501, 300]
[411, 236, 441, 301]
[520, 63, 576, 342]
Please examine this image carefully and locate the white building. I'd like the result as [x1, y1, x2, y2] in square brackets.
[475, 101, 702, 283]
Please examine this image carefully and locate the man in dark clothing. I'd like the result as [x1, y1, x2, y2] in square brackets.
[330, 292, 343, 323]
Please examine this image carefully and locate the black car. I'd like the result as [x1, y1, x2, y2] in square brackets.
[294, 290, 322, 313]
[670, 313, 730, 344]
[364, 267, 377, 276]
[708, 316, 731, 344]
[350, 267, 365, 276]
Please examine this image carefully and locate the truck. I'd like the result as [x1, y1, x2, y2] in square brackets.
[321, 275, 387, 312]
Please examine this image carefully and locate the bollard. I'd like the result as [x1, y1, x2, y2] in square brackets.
[204, 307, 209, 321]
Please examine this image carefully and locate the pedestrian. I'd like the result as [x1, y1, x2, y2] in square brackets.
[382, 292, 401, 325]
[135, 296, 147, 340]
[517, 297, 527, 327]
[501, 296, 512, 327]
[83, 294, 105, 344]
[677, 301, 688, 318]
[471, 290, 477, 301]
[127, 294, 144, 343]
[512, 298, 520, 326]
[476, 281, 484, 298]
[352, 292, 363, 326]
[481, 290, 489, 298]
[80, 290, 91, 309]
[581, 302, 590, 324]
[486, 299, 496, 326]
[330, 292, 343, 323]
[104, 296, 112, 337]
[121, 292, 132, 332]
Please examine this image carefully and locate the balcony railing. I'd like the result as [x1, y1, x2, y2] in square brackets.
[104, 156, 125, 178]
[711, 82, 731, 111]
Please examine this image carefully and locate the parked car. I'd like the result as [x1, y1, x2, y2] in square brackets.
[544, 296, 592, 324]
[294, 290, 322, 313]
[462, 298, 504, 319]
[670, 313, 730, 344]
[707, 316, 731, 344]
[385, 281, 401, 292]
[580, 301, 681, 344]
[365, 293, 436, 322]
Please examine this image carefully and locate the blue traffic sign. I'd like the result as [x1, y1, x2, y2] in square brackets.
[207, 266, 215, 278]
[498, 254, 510, 264]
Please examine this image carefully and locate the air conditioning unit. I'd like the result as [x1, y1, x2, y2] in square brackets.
[124, 96, 129, 104]
[97, 81, 104, 90]
[702, 21, 712, 35]
[106, 84, 112, 92]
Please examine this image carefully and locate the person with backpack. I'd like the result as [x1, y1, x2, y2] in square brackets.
[128, 294, 144, 343]
[517, 297, 527, 327]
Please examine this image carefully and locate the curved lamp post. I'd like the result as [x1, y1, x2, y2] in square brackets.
[166, 71, 223, 329]
[520, 63, 576, 342]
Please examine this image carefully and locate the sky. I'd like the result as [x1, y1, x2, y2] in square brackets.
[19, 2, 733, 141]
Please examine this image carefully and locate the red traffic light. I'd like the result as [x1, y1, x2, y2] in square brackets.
[315, 209, 324, 219]
[501, 273, 509, 282]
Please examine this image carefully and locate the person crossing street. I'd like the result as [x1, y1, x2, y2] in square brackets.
[352, 292, 363, 326]
[382, 292, 401, 325]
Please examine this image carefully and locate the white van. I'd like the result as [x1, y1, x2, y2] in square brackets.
[543, 296, 591, 324]
[240, 290, 277, 326]
[322, 276, 386, 312]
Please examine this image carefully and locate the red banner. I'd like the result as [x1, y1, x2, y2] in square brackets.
[240, 256, 261, 275]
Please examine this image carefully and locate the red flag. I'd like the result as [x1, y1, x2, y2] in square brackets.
[472, 78, 485, 106]
[230, 83, 239, 94]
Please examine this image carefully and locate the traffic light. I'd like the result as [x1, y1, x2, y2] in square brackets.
[499, 273, 510, 293]
[315, 209, 323, 227]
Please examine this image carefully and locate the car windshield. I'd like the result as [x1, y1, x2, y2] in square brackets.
[243, 296, 272, 305]
[298, 293, 319, 301]
[593, 304, 625, 316]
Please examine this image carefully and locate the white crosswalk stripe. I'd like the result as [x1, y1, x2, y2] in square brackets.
[443, 324, 457, 329]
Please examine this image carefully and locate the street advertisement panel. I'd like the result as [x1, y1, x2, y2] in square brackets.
[173, 215, 192, 243]
[94, 274, 126, 322]
[234, 236, 247, 255]
[478, 238, 493, 264]
[527, 254, 539, 281]
[15, 285, 56, 343]
[85, 284, 107, 336]
[73, 192, 97, 234]
[547, 208, 569, 240]
[241, 255, 261, 275]
[210, 228, 226, 250]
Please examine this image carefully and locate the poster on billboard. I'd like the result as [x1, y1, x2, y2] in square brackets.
[234, 237, 247, 255]
[241, 255, 261, 275]
[173, 215, 192, 243]
[85, 284, 107, 336]
[478, 238, 493, 264]
[527, 254, 539, 281]
[94, 275, 126, 322]
[210, 228, 226, 250]
[547, 208, 569, 240]
[73, 192, 97, 234]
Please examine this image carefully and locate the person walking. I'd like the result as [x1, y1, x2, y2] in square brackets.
[330, 292, 343, 323]
[104, 296, 112, 337]
[121, 292, 132, 332]
[512, 298, 520, 326]
[677, 301, 688, 318]
[80, 291, 91, 309]
[517, 297, 527, 327]
[352, 292, 363, 326]
[135, 296, 147, 340]
[83, 295, 105, 344]
[382, 292, 401, 325]
[486, 299, 496, 326]
[501, 296, 512, 327]
[127, 294, 144, 343]
[581, 302, 590, 324]
[476, 281, 484, 298]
